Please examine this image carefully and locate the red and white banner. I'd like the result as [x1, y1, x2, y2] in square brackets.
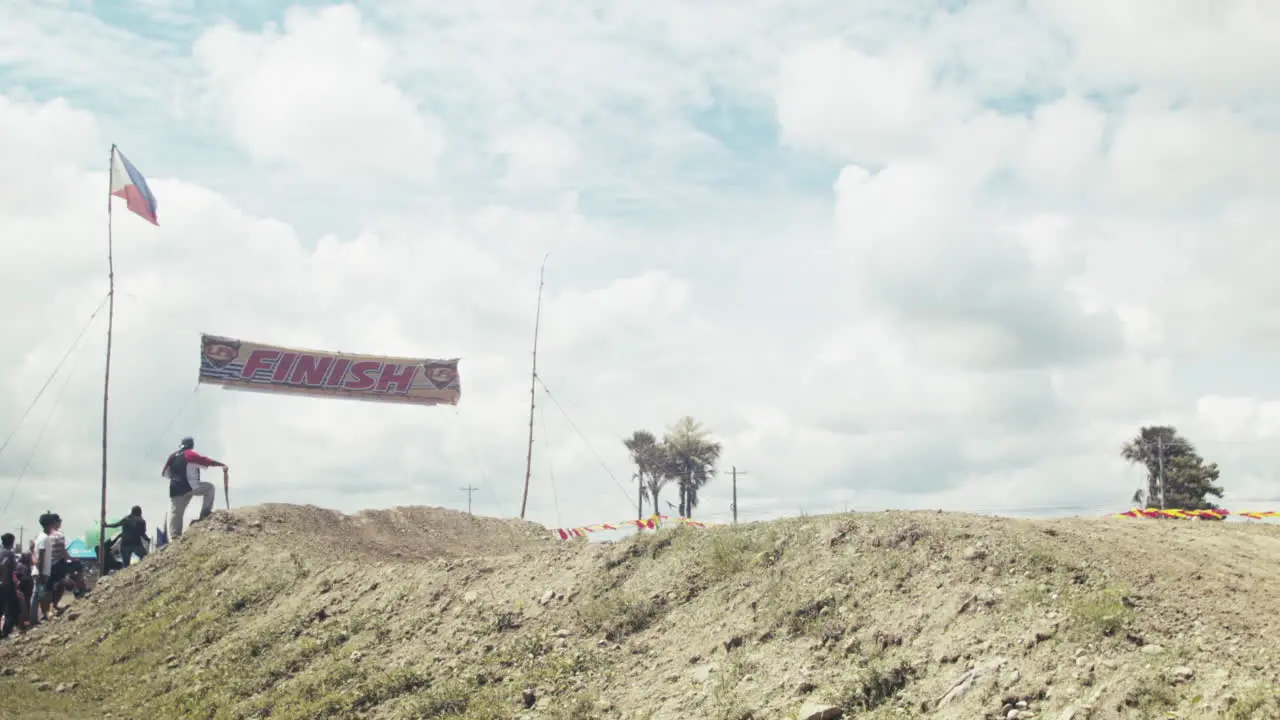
[554, 514, 710, 539]
[198, 334, 460, 406]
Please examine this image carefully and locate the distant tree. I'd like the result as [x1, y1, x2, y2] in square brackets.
[662, 416, 722, 519]
[624, 430, 668, 521]
[1121, 426, 1224, 510]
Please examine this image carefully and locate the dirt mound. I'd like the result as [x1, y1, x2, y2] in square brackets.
[3, 507, 1280, 720]
[216, 503, 552, 563]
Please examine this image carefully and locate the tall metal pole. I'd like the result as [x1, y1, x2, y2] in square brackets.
[729, 466, 747, 525]
[100, 145, 116, 575]
[636, 472, 644, 526]
[461, 485, 477, 516]
[1156, 436, 1166, 510]
[519, 254, 549, 519]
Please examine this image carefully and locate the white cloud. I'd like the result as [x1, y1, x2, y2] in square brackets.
[1103, 96, 1280, 209]
[1038, 0, 1280, 100]
[774, 40, 971, 165]
[191, 5, 445, 180]
[491, 125, 580, 191]
[2, 0, 1280, 540]
[1018, 95, 1107, 192]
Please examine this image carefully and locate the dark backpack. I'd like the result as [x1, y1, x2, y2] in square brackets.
[166, 449, 192, 497]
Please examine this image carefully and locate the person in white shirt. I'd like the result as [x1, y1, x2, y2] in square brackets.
[32, 520, 52, 623]
[33, 512, 86, 620]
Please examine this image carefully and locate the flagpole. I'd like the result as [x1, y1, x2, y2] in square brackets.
[99, 144, 116, 574]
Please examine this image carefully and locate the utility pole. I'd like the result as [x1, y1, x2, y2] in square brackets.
[461, 485, 478, 516]
[729, 466, 747, 525]
[17, 526, 23, 546]
[1156, 436, 1166, 510]
[635, 472, 645, 528]
[520, 254, 549, 520]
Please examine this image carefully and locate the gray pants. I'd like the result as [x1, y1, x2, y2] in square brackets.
[170, 481, 216, 538]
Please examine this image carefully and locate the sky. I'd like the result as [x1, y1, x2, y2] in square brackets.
[2, 0, 1279, 540]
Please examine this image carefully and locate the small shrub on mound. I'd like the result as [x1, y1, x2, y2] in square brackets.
[545, 692, 599, 720]
[1068, 587, 1132, 638]
[403, 678, 504, 719]
[701, 531, 763, 582]
[575, 591, 663, 640]
[828, 660, 916, 713]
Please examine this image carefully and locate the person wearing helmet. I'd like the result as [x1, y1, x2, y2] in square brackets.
[162, 437, 227, 539]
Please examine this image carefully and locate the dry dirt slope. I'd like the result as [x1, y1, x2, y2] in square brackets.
[2, 504, 1280, 720]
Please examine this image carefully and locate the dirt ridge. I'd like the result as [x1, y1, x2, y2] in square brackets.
[2, 506, 1279, 719]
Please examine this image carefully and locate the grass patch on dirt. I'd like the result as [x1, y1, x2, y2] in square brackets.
[826, 659, 916, 713]
[0, 678, 100, 717]
[1067, 586, 1133, 638]
[398, 678, 502, 719]
[701, 530, 766, 582]
[1120, 676, 1179, 716]
[575, 591, 664, 640]
[542, 692, 600, 720]
[704, 652, 760, 720]
[778, 595, 837, 638]
[1222, 684, 1280, 719]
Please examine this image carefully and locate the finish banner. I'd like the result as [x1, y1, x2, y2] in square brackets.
[198, 334, 461, 407]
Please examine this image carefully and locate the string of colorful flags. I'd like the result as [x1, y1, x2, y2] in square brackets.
[553, 508, 1280, 539]
[553, 514, 709, 540]
[1111, 508, 1280, 520]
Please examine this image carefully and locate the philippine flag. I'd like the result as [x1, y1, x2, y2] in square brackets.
[110, 146, 159, 225]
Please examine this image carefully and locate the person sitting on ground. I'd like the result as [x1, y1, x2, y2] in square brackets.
[0, 533, 19, 638]
[162, 436, 227, 539]
[101, 535, 126, 576]
[104, 506, 151, 568]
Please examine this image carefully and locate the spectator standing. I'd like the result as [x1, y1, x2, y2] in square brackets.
[14, 549, 32, 630]
[104, 506, 151, 568]
[162, 437, 227, 538]
[34, 512, 87, 618]
[0, 533, 18, 638]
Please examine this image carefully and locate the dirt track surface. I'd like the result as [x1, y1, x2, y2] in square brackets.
[232, 503, 553, 562]
[2, 506, 1279, 720]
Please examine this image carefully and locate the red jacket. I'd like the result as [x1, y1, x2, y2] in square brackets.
[163, 449, 220, 497]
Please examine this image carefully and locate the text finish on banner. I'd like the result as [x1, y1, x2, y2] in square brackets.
[197, 334, 461, 407]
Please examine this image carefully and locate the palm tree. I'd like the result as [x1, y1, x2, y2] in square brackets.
[1121, 426, 1192, 508]
[1121, 425, 1223, 510]
[624, 430, 667, 522]
[662, 416, 722, 519]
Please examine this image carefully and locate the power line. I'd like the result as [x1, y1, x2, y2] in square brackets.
[1, 338, 89, 516]
[0, 294, 109, 461]
[535, 376, 637, 513]
[123, 382, 201, 488]
[539, 402, 563, 529]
